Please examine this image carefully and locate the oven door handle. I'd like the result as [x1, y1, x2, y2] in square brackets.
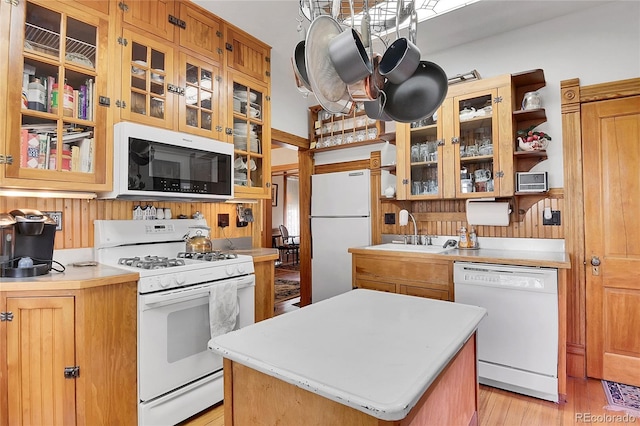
[142, 276, 253, 307]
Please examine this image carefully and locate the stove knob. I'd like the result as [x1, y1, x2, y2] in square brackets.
[225, 265, 235, 276]
[176, 274, 186, 285]
[237, 263, 245, 274]
[159, 276, 171, 288]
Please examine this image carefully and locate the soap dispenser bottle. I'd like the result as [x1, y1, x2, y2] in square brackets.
[459, 226, 469, 248]
[469, 226, 478, 248]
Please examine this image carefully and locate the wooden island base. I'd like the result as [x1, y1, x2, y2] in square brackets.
[223, 334, 479, 426]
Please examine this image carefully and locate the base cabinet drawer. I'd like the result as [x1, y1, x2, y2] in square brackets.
[400, 285, 449, 300]
[354, 278, 396, 293]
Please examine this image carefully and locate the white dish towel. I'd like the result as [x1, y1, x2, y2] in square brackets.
[207, 280, 239, 350]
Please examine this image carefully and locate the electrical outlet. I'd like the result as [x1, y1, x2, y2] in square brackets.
[44, 211, 62, 231]
[218, 213, 229, 228]
[542, 210, 561, 226]
[384, 213, 395, 225]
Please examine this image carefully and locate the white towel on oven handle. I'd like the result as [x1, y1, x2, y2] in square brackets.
[208, 280, 239, 341]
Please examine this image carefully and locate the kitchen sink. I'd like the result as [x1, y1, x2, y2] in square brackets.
[364, 243, 455, 254]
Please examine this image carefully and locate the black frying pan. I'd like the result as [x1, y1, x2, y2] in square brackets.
[382, 61, 448, 123]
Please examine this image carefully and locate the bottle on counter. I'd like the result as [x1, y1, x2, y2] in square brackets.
[469, 227, 478, 248]
[459, 226, 469, 249]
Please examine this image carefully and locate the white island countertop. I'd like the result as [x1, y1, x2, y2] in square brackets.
[209, 289, 487, 421]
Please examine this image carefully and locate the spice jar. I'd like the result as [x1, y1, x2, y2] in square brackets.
[27, 76, 46, 112]
[51, 82, 74, 117]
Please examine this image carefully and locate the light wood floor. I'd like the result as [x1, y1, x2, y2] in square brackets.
[181, 377, 630, 425]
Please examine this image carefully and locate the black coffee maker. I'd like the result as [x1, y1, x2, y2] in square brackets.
[0, 209, 57, 278]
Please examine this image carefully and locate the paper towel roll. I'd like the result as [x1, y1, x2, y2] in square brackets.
[466, 200, 510, 226]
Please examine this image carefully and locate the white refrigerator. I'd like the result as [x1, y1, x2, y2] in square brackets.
[311, 169, 371, 303]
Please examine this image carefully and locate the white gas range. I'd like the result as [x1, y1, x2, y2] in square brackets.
[94, 219, 255, 425]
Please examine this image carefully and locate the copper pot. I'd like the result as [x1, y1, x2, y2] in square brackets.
[348, 53, 383, 102]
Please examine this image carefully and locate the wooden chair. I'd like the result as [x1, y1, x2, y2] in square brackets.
[277, 225, 299, 265]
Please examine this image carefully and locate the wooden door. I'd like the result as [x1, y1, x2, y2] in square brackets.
[120, 0, 175, 42]
[7, 296, 76, 425]
[177, 2, 223, 61]
[224, 26, 270, 85]
[583, 95, 640, 386]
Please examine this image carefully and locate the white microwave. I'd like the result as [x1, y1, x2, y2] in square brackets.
[99, 122, 234, 201]
[516, 171, 548, 193]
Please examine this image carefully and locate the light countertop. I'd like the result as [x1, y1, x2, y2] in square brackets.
[210, 289, 487, 421]
[0, 263, 139, 291]
[349, 245, 570, 269]
[232, 247, 279, 262]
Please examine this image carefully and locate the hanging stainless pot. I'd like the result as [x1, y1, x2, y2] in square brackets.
[382, 60, 448, 123]
[291, 17, 312, 93]
[328, 28, 372, 86]
[184, 226, 212, 253]
[364, 90, 393, 121]
[378, 0, 421, 84]
[292, 42, 312, 93]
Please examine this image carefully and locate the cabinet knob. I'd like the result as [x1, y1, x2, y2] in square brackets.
[451, 137, 459, 144]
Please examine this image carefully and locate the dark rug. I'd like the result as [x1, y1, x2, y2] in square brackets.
[275, 278, 300, 303]
[276, 263, 300, 272]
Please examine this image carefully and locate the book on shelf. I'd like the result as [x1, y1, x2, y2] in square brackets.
[37, 133, 51, 170]
[70, 137, 94, 173]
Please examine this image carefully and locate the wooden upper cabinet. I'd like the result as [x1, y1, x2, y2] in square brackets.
[1, 0, 111, 191]
[177, 51, 223, 139]
[119, 28, 176, 129]
[224, 26, 271, 85]
[120, 0, 175, 42]
[177, 1, 223, 62]
[71, 0, 110, 16]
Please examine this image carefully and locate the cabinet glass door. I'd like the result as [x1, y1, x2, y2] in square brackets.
[454, 90, 499, 197]
[7, 1, 107, 186]
[120, 29, 174, 129]
[407, 114, 442, 198]
[232, 81, 265, 191]
[178, 52, 222, 139]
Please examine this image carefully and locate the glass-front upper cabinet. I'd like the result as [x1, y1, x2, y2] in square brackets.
[3, 0, 109, 190]
[405, 111, 444, 199]
[229, 73, 271, 198]
[119, 28, 175, 129]
[453, 89, 500, 198]
[177, 52, 223, 140]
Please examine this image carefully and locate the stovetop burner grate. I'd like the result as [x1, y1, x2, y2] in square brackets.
[177, 251, 238, 262]
[118, 256, 186, 270]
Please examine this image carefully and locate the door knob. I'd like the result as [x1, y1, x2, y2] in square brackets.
[591, 256, 601, 266]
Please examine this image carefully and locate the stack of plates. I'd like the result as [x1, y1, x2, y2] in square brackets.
[233, 96, 245, 113]
[233, 90, 258, 103]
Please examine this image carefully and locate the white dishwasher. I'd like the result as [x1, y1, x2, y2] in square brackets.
[454, 262, 559, 402]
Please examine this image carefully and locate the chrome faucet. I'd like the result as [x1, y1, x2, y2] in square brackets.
[399, 209, 419, 245]
[442, 239, 458, 249]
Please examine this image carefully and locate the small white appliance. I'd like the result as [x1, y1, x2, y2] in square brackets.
[94, 219, 255, 425]
[516, 171, 549, 193]
[99, 122, 234, 201]
[454, 262, 559, 402]
[311, 169, 371, 302]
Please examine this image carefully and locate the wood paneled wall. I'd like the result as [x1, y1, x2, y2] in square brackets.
[381, 189, 565, 239]
[0, 197, 252, 250]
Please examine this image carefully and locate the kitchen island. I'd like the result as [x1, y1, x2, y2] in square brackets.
[209, 289, 486, 425]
